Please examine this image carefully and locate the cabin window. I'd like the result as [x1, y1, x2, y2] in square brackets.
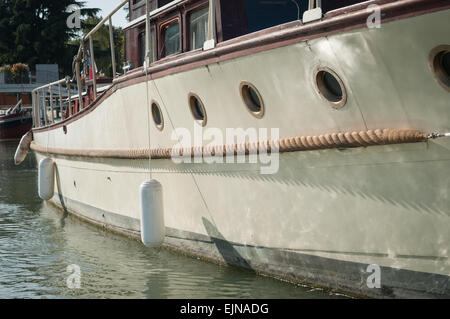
[314, 67, 347, 109]
[138, 26, 157, 66]
[149, 28, 157, 63]
[188, 93, 207, 127]
[158, 0, 173, 7]
[151, 101, 164, 131]
[189, 5, 209, 50]
[218, 0, 370, 42]
[321, 0, 369, 13]
[138, 32, 145, 67]
[240, 82, 265, 119]
[220, 0, 307, 41]
[161, 20, 180, 58]
[245, 0, 305, 33]
[430, 45, 450, 91]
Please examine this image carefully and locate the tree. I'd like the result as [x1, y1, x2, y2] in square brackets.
[0, 0, 99, 76]
[74, 16, 124, 78]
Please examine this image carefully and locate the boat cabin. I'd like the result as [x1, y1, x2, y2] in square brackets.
[31, 0, 370, 128]
[123, 0, 368, 70]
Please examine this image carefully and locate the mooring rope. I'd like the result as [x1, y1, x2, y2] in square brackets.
[144, 56, 152, 179]
[30, 128, 431, 160]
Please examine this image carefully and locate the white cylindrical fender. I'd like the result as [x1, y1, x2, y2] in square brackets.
[140, 179, 165, 247]
[14, 131, 33, 165]
[38, 158, 55, 200]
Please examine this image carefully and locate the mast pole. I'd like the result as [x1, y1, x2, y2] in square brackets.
[145, 0, 151, 67]
[203, 0, 216, 50]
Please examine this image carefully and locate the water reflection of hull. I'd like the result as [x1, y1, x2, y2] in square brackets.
[31, 2, 450, 298]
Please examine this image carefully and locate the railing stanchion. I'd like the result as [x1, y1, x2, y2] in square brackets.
[75, 59, 83, 110]
[82, 42, 88, 80]
[31, 91, 35, 128]
[59, 83, 63, 120]
[67, 81, 72, 117]
[39, 90, 42, 126]
[41, 89, 48, 126]
[34, 91, 39, 128]
[89, 35, 97, 100]
[109, 17, 116, 78]
[36, 91, 40, 127]
[49, 86, 54, 124]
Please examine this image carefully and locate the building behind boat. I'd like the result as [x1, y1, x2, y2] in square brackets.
[0, 64, 60, 140]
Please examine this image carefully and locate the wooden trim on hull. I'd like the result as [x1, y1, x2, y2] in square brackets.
[32, 0, 450, 134]
[31, 128, 428, 159]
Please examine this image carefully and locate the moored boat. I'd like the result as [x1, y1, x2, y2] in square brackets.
[20, 0, 450, 298]
[0, 63, 60, 140]
[0, 103, 32, 140]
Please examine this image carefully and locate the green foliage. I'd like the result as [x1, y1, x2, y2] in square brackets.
[0, 0, 100, 76]
[0, 63, 30, 83]
[10, 62, 30, 83]
[0, 64, 11, 73]
[0, 64, 12, 82]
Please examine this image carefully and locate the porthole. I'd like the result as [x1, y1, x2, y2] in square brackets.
[188, 93, 207, 126]
[151, 101, 164, 131]
[314, 67, 347, 109]
[429, 45, 450, 91]
[240, 82, 265, 119]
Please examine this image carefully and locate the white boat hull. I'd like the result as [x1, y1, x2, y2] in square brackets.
[31, 7, 450, 297]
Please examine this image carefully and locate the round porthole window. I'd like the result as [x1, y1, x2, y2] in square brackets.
[151, 101, 164, 131]
[314, 67, 347, 109]
[188, 93, 207, 126]
[240, 82, 265, 119]
[429, 45, 450, 91]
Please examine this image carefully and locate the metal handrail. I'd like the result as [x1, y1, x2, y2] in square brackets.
[32, 78, 67, 94]
[32, 0, 209, 129]
[32, 0, 130, 128]
[31, 76, 76, 128]
[83, 0, 129, 42]
[74, 0, 129, 65]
